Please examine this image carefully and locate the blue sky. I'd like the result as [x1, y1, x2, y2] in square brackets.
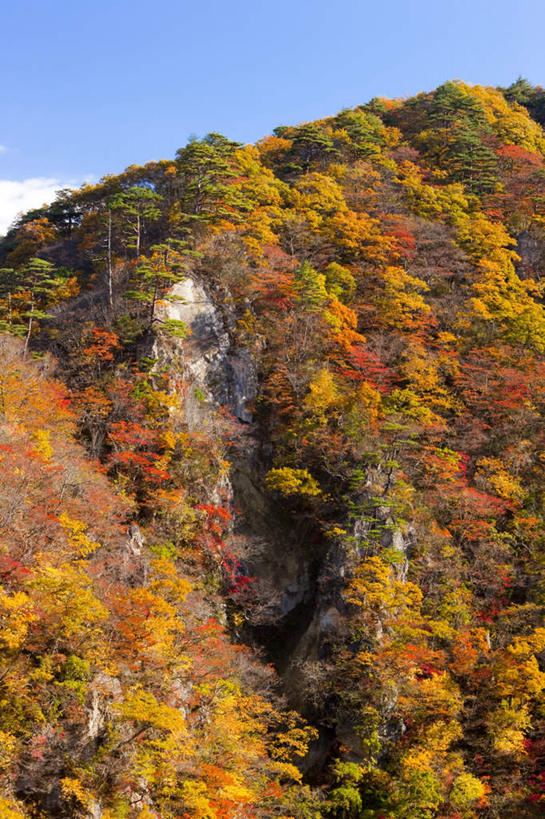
[1, 0, 544, 231]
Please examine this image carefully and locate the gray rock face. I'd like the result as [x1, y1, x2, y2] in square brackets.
[515, 229, 545, 280]
[154, 278, 257, 427]
[154, 275, 315, 626]
[86, 800, 103, 819]
[155, 274, 417, 641]
[153, 274, 416, 769]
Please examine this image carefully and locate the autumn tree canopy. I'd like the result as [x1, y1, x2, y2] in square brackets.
[4, 79, 545, 817]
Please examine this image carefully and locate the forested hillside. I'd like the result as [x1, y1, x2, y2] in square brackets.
[3, 78, 545, 817]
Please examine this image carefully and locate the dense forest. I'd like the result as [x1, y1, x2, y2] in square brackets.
[3, 77, 545, 817]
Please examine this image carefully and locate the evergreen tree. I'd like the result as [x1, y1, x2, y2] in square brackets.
[500, 76, 545, 127]
[0, 257, 72, 354]
[174, 133, 245, 223]
[277, 122, 339, 174]
[109, 185, 162, 257]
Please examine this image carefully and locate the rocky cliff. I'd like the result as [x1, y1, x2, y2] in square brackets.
[155, 273, 416, 776]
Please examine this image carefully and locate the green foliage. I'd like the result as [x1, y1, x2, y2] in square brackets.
[110, 184, 162, 256]
[174, 133, 247, 223]
[294, 261, 329, 311]
[334, 108, 387, 158]
[501, 76, 545, 126]
[0, 257, 77, 350]
[327, 762, 364, 817]
[276, 122, 340, 174]
[324, 261, 356, 301]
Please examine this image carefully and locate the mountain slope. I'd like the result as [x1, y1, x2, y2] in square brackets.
[3, 79, 545, 817]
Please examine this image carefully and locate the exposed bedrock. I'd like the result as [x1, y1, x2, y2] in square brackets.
[154, 274, 414, 771]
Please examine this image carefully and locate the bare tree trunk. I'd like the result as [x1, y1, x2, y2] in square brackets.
[23, 302, 34, 358]
[149, 282, 158, 332]
[107, 208, 113, 310]
[136, 211, 141, 258]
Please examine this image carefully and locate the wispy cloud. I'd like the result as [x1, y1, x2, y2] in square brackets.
[0, 146, 7, 154]
[0, 178, 65, 235]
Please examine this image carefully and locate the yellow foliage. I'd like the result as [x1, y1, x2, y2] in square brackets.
[326, 526, 348, 538]
[325, 209, 389, 261]
[304, 369, 339, 423]
[144, 387, 180, 419]
[355, 381, 382, 428]
[0, 589, 36, 650]
[265, 467, 321, 497]
[31, 429, 53, 460]
[129, 587, 181, 652]
[427, 618, 457, 641]
[395, 160, 471, 220]
[324, 261, 356, 301]
[414, 673, 463, 721]
[136, 808, 160, 819]
[115, 685, 187, 735]
[232, 145, 287, 255]
[59, 513, 101, 557]
[30, 563, 108, 641]
[219, 781, 255, 806]
[0, 730, 16, 770]
[323, 298, 357, 332]
[0, 798, 25, 817]
[395, 160, 445, 219]
[495, 631, 545, 701]
[450, 771, 488, 811]
[400, 746, 434, 776]
[240, 209, 281, 256]
[55, 275, 80, 303]
[0, 340, 75, 436]
[256, 134, 292, 165]
[454, 212, 545, 350]
[420, 719, 462, 753]
[376, 266, 430, 329]
[490, 702, 532, 756]
[149, 557, 192, 604]
[330, 161, 381, 212]
[456, 212, 517, 262]
[386, 388, 446, 428]
[457, 81, 545, 154]
[347, 556, 422, 625]
[293, 172, 347, 215]
[400, 342, 454, 411]
[234, 145, 286, 207]
[475, 456, 525, 502]
[179, 780, 213, 816]
[60, 777, 95, 810]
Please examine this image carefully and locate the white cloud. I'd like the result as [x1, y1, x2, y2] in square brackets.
[0, 146, 7, 154]
[0, 178, 65, 235]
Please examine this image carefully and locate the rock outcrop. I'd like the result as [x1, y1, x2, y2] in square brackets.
[154, 277, 257, 428]
[153, 274, 416, 773]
